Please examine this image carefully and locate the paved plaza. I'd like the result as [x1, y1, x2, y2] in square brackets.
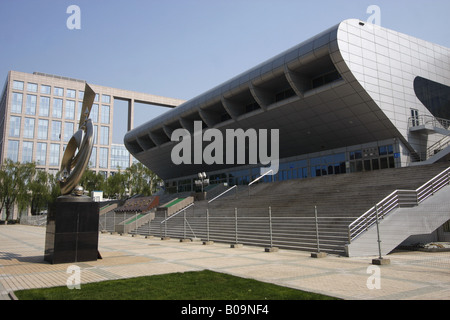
[0, 225, 449, 300]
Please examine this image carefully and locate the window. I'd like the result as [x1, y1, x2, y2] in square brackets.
[78, 91, 84, 100]
[12, 92, 23, 113]
[38, 119, 49, 140]
[7, 140, 19, 162]
[27, 83, 38, 93]
[36, 143, 47, 165]
[93, 125, 98, 144]
[65, 100, 75, 120]
[410, 109, 420, 127]
[64, 122, 74, 142]
[94, 94, 99, 102]
[49, 144, 60, 166]
[91, 104, 99, 122]
[100, 105, 110, 124]
[111, 145, 129, 169]
[40, 85, 51, 95]
[66, 89, 76, 98]
[89, 147, 97, 167]
[77, 102, 82, 120]
[99, 148, 108, 168]
[26, 94, 37, 115]
[100, 126, 109, 145]
[51, 121, 62, 141]
[102, 95, 111, 104]
[54, 87, 64, 97]
[23, 118, 35, 139]
[13, 81, 24, 90]
[413, 76, 450, 120]
[9, 116, 21, 137]
[22, 141, 33, 163]
[52, 98, 63, 118]
[312, 70, 342, 89]
[39, 96, 50, 116]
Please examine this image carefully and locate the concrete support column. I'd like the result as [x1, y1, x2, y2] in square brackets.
[128, 99, 134, 132]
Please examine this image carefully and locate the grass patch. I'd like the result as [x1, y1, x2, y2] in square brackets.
[14, 270, 339, 300]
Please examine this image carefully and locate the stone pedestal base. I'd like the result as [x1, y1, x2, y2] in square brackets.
[44, 196, 99, 264]
[311, 252, 327, 258]
[372, 258, 390, 265]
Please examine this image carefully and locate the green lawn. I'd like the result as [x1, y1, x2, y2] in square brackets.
[14, 270, 339, 300]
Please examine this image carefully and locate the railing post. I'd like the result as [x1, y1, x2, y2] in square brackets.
[164, 211, 168, 238]
[183, 209, 186, 240]
[372, 204, 390, 265]
[375, 204, 382, 259]
[206, 209, 210, 242]
[315, 206, 320, 253]
[235, 208, 238, 244]
[311, 206, 326, 258]
[269, 206, 273, 248]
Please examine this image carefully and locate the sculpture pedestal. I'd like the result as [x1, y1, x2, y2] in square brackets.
[44, 196, 100, 264]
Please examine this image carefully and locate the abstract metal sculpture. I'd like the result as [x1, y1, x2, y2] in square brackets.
[58, 83, 96, 195]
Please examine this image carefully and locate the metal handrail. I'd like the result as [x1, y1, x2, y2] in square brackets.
[207, 185, 237, 203]
[160, 203, 195, 224]
[408, 115, 450, 129]
[348, 167, 450, 243]
[249, 169, 273, 186]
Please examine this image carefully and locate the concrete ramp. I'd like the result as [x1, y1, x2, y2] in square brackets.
[347, 185, 450, 257]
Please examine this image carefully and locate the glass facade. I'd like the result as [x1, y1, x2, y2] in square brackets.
[168, 143, 398, 191]
[2, 72, 159, 178]
[111, 144, 130, 169]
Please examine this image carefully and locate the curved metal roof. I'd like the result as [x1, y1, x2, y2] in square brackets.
[124, 19, 450, 180]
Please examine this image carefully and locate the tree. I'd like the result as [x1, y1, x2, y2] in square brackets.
[79, 170, 105, 194]
[28, 169, 52, 215]
[0, 160, 36, 221]
[125, 163, 161, 196]
[105, 169, 128, 199]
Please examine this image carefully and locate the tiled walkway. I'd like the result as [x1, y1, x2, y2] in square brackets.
[1, 225, 449, 300]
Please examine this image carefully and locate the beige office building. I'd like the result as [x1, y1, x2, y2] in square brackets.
[0, 70, 184, 177]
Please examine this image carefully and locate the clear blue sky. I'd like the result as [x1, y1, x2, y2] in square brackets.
[1, 0, 450, 140]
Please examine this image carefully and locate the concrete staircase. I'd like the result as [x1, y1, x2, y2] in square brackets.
[346, 168, 450, 257]
[130, 163, 450, 255]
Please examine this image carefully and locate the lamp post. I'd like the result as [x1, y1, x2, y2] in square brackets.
[195, 172, 209, 200]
